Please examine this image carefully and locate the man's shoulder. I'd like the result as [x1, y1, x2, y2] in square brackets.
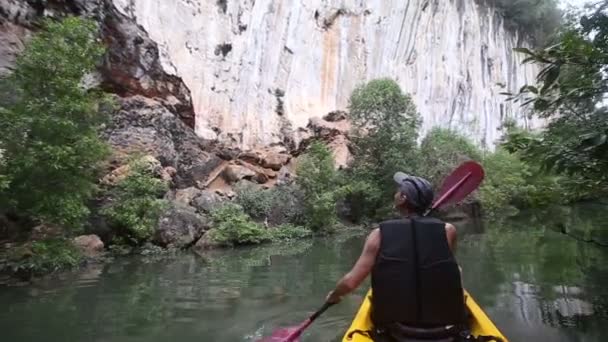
[366, 228, 381, 249]
[445, 222, 457, 233]
[378, 218, 410, 226]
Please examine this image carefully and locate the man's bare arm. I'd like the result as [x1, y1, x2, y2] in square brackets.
[326, 228, 381, 303]
[445, 222, 457, 253]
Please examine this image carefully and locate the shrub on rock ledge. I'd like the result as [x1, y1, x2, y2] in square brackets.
[102, 157, 169, 244]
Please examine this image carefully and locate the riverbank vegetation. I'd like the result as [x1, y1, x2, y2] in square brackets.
[0, 18, 109, 276]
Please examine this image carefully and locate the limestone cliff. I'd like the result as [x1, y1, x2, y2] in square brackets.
[111, 0, 542, 148]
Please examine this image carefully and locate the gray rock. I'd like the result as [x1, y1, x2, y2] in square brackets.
[222, 164, 256, 184]
[193, 230, 223, 252]
[72, 235, 104, 257]
[277, 166, 294, 185]
[154, 204, 211, 248]
[191, 191, 224, 214]
[0, 22, 28, 76]
[323, 110, 348, 122]
[170, 187, 203, 207]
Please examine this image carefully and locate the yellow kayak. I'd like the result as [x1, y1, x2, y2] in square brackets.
[342, 290, 507, 341]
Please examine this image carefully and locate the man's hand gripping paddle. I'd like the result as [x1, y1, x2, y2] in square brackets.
[258, 161, 485, 342]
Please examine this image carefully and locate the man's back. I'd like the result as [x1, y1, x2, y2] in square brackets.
[371, 217, 465, 328]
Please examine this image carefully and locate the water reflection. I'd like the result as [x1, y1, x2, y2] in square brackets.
[458, 203, 608, 342]
[0, 206, 607, 341]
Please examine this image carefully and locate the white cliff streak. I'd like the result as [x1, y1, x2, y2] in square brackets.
[111, 0, 542, 148]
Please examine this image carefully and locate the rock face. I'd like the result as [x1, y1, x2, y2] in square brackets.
[110, 0, 543, 149]
[104, 96, 223, 188]
[100, 3, 196, 127]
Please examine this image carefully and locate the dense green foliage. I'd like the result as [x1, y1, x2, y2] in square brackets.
[1, 239, 82, 277]
[344, 79, 421, 221]
[485, 0, 562, 44]
[208, 203, 271, 247]
[0, 18, 109, 230]
[414, 127, 552, 219]
[418, 128, 482, 188]
[478, 149, 533, 219]
[296, 141, 348, 231]
[505, 3, 608, 200]
[102, 159, 169, 244]
[339, 78, 569, 222]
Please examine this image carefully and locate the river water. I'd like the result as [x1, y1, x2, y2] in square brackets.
[1, 204, 607, 342]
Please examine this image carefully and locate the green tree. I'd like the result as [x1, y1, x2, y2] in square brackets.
[0, 17, 109, 229]
[297, 141, 343, 231]
[418, 128, 482, 188]
[506, 3, 608, 198]
[345, 78, 421, 221]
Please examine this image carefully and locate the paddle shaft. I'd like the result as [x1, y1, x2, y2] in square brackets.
[282, 303, 332, 342]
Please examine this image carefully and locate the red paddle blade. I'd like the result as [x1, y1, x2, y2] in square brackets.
[258, 319, 309, 342]
[257, 327, 300, 342]
[431, 161, 484, 210]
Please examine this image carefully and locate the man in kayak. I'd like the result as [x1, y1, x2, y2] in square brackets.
[326, 172, 465, 341]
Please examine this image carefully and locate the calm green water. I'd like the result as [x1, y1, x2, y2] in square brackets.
[1, 204, 608, 342]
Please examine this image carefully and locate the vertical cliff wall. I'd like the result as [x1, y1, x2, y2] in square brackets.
[77, 1, 547, 148]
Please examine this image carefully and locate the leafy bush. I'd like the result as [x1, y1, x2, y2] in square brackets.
[479, 149, 532, 219]
[418, 128, 482, 187]
[0, 17, 109, 229]
[234, 183, 273, 220]
[340, 177, 384, 223]
[297, 141, 345, 231]
[102, 159, 169, 244]
[2, 239, 82, 276]
[208, 203, 271, 247]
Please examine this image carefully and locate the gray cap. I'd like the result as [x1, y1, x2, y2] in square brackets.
[393, 172, 434, 212]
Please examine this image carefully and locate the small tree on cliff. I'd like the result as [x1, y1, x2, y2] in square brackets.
[344, 78, 421, 221]
[297, 141, 343, 231]
[0, 17, 109, 229]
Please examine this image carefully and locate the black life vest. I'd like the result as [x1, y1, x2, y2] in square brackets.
[371, 217, 465, 328]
